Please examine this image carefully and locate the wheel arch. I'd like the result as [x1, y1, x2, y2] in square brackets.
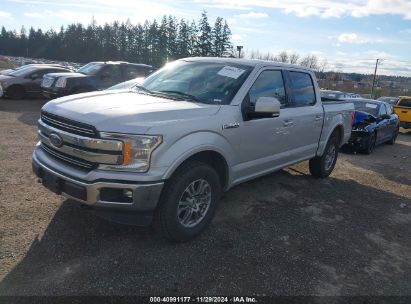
[317, 123, 344, 156]
[6, 84, 26, 97]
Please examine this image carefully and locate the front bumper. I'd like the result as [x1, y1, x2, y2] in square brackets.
[400, 121, 411, 129]
[32, 151, 164, 225]
[348, 131, 370, 150]
[42, 87, 70, 99]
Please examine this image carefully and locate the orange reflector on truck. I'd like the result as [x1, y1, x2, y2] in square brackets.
[123, 141, 132, 165]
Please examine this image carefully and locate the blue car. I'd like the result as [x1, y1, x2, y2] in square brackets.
[348, 99, 400, 154]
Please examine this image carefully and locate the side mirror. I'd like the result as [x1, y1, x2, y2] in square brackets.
[254, 97, 281, 117]
[380, 114, 390, 120]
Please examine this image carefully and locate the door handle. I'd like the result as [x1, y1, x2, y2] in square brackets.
[315, 115, 322, 121]
[283, 120, 294, 127]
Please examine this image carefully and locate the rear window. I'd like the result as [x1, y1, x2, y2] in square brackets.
[289, 72, 316, 106]
[398, 98, 411, 108]
[353, 101, 379, 116]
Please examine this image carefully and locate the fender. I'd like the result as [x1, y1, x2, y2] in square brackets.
[154, 131, 235, 181]
[316, 112, 346, 156]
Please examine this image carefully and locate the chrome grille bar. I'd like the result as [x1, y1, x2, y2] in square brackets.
[41, 144, 95, 169]
[41, 111, 97, 137]
[38, 131, 123, 165]
[38, 120, 122, 152]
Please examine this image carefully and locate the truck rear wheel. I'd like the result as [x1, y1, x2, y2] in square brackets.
[155, 161, 221, 242]
[309, 134, 339, 178]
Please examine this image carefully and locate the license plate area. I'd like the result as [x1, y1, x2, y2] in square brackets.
[42, 171, 62, 194]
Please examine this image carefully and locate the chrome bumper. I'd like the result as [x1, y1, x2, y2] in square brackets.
[32, 152, 164, 212]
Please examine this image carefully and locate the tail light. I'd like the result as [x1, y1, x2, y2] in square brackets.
[351, 111, 355, 126]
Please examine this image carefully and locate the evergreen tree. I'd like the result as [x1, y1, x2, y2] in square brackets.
[0, 12, 233, 65]
[198, 11, 212, 56]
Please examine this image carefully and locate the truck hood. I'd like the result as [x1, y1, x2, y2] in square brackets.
[42, 90, 221, 134]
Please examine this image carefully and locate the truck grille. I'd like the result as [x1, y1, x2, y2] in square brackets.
[38, 114, 123, 171]
[41, 111, 98, 138]
[41, 144, 96, 170]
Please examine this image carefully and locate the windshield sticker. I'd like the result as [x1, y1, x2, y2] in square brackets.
[217, 66, 245, 79]
[366, 103, 378, 109]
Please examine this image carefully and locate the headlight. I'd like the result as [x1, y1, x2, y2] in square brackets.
[99, 133, 162, 172]
[55, 78, 67, 88]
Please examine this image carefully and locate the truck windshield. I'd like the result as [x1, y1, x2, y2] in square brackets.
[141, 60, 252, 105]
[77, 63, 103, 75]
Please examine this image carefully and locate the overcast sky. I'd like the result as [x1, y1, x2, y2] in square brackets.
[1, 0, 411, 76]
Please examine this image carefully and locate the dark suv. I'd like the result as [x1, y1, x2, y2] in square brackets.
[41, 61, 154, 98]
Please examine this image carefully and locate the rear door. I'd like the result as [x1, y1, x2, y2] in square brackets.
[283, 70, 323, 160]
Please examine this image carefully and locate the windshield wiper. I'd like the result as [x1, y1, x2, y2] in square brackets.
[133, 85, 153, 94]
[158, 90, 200, 102]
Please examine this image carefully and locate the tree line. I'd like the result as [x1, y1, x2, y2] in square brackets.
[247, 49, 329, 74]
[0, 11, 233, 67]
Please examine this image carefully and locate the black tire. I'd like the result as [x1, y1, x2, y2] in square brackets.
[154, 161, 222, 242]
[387, 128, 399, 145]
[7, 85, 25, 99]
[309, 133, 339, 178]
[362, 132, 376, 154]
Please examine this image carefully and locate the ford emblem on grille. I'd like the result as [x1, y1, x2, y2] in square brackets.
[49, 133, 63, 148]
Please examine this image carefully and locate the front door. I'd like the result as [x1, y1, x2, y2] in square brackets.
[236, 69, 294, 178]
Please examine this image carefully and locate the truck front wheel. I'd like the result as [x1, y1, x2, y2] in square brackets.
[309, 134, 339, 178]
[155, 161, 221, 242]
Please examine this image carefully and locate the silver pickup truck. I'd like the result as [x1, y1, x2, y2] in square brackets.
[32, 58, 354, 242]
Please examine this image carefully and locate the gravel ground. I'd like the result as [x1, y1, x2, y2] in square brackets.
[0, 98, 410, 296]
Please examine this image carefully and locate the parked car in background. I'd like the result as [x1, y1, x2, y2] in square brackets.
[0, 65, 74, 99]
[378, 96, 399, 105]
[348, 99, 399, 154]
[320, 90, 358, 101]
[0, 63, 70, 76]
[41, 62, 155, 98]
[347, 93, 361, 98]
[393, 96, 411, 129]
[106, 77, 145, 90]
[33, 57, 354, 241]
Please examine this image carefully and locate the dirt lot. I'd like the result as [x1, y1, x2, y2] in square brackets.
[0, 98, 410, 296]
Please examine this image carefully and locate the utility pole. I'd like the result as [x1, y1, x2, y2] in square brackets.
[236, 45, 243, 58]
[371, 59, 380, 99]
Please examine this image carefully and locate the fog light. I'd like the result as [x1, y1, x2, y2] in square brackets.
[123, 189, 133, 198]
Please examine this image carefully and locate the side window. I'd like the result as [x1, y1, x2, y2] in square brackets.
[31, 69, 52, 79]
[123, 65, 147, 79]
[289, 71, 316, 107]
[248, 70, 286, 106]
[101, 65, 122, 80]
[385, 104, 393, 115]
[379, 105, 387, 116]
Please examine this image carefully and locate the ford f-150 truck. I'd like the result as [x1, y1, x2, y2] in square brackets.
[32, 58, 354, 242]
